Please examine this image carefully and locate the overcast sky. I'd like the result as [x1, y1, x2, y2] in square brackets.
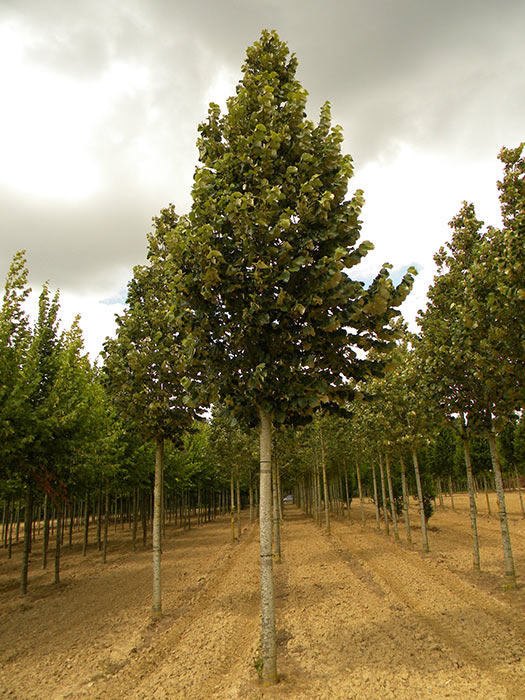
[1, 0, 523, 359]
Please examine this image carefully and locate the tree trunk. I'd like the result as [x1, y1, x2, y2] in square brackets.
[249, 473, 255, 523]
[378, 455, 389, 536]
[400, 455, 412, 544]
[462, 434, 480, 571]
[152, 436, 164, 619]
[132, 488, 138, 551]
[54, 502, 63, 584]
[236, 474, 241, 539]
[21, 484, 33, 595]
[344, 469, 351, 519]
[355, 453, 366, 527]
[411, 448, 429, 552]
[258, 407, 277, 686]
[372, 463, 381, 531]
[448, 474, 456, 511]
[514, 468, 525, 518]
[82, 491, 89, 556]
[42, 493, 50, 569]
[385, 454, 399, 541]
[102, 482, 109, 564]
[272, 458, 281, 563]
[230, 472, 235, 543]
[487, 429, 516, 586]
[484, 475, 492, 516]
[319, 426, 330, 534]
[96, 490, 102, 551]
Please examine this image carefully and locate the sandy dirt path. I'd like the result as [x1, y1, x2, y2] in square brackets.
[1, 493, 524, 699]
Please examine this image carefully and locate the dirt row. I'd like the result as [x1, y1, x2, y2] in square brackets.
[1, 493, 524, 699]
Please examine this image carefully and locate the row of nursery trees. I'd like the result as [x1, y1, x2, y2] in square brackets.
[0, 30, 523, 685]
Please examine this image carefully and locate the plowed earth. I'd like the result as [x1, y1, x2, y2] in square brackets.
[1, 492, 525, 699]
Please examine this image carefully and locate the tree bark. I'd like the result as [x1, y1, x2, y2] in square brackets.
[102, 482, 109, 564]
[319, 426, 330, 534]
[487, 429, 516, 586]
[378, 455, 389, 536]
[21, 484, 33, 595]
[152, 436, 164, 619]
[230, 472, 235, 542]
[372, 462, 381, 531]
[258, 407, 277, 685]
[42, 493, 50, 569]
[411, 448, 429, 552]
[82, 491, 89, 556]
[462, 434, 480, 571]
[272, 457, 281, 563]
[400, 455, 412, 544]
[355, 453, 366, 527]
[385, 454, 399, 541]
[54, 501, 63, 584]
[514, 468, 525, 518]
[236, 474, 241, 539]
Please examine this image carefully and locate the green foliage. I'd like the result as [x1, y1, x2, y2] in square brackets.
[172, 30, 415, 426]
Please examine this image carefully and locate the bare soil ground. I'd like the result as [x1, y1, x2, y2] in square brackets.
[1, 491, 524, 700]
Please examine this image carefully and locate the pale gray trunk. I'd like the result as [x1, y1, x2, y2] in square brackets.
[484, 475, 492, 516]
[21, 485, 32, 595]
[82, 491, 89, 556]
[462, 435, 480, 571]
[411, 448, 429, 552]
[514, 468, 525, 518]
[236, 475, 241, 539]
[487, 429, 516, 586]
[385, 454, 399, 540]
[249, 473, 255, 523]
[400, 455, 412, 544]
[102, 482, 109, 563]
[152, 436, 164, 618]
[230, 472, 235, 543]
[272, 458, 281, 563]
[372, 463, 381, 530]
[355, 453, 366, 527]
[42, 493, 50, 569]
[378, 456, 389, 536]
[319, 426, 330, 534]
[448, 474, 455, 511]
[54, 502, 63, 584]
[258, 407, 277, 685]
[344, 469, 351, 519]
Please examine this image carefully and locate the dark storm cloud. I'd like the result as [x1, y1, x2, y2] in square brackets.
[0, 0, 523, 295]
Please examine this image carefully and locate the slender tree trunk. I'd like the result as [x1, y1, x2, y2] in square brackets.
[344, 469, 351, 519]
[448, 474, 456, 511]
[514, 468, 525, 518]
[411, 448, 429, 552]
[319, 426, 330, 534]
[378, 455, 389, 536]
[249, 473, 255, 523]
[484, 475, 492, 516]
[272, 457, 281, 563]
[236, 474, 241, 539]
[7, 503, 14, 559]
[462, 434, 480, 571]
[21, 484, 33, 595]
[68, 502, 74, 548]
[132, 488, 138, 551]
[42, 493, 50, 569]
[400, 455, 412, 544]
[96, 490, 102, 551]
[82, 492, 89, 556]
[258, 407, 277, 686]
[102, 482, 109, 564]
[230, 472, 235, 543]
[372, 463, 381, 531]
[385, 454, 399, 541]
[355, 453, 366, 527]
[54, 502, 63, 584]
[487, 429, 516, 586]
[152, 436, 164, 619]
[141, 490, 147, 547]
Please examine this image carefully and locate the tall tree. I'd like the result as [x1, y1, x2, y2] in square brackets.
[173, 30, 415, 683]
[103, 205, 200, 618]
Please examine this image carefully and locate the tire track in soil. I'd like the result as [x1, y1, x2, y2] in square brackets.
[329, 516, 525, 700]
[81, 522, 262, 700]
[254, 508, 522, 700]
